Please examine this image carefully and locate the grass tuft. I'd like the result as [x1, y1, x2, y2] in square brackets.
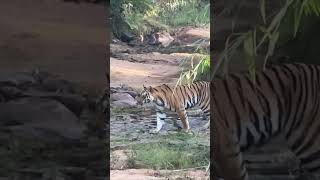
[129, 132, 209, 170]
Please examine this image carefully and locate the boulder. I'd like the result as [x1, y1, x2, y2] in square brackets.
[0, 97, 86, 142]
[39, 78, 76, 93]
[112, 90, 138, 98]
[23, 90, 87, 116]
[110, 93, 137, 107]
[150, 32, 174, 47]
[0, 87, 86, 116]
[31, 70, 76, 93]
[111, 92, 132, 101]
[0, 86, 25, 99]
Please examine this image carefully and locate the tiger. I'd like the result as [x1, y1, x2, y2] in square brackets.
[212, 63, 320, 180]
[138, 81, 210, 133]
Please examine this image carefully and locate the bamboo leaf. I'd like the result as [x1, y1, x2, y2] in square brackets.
[257, 0, 293, 50]
[263, 31, 279, 69]
[293, 0, 307, 37]
[260, 0, 266, 24]
[243, 31, 256, 82]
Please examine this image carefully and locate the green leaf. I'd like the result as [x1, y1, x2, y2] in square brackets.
[263, 31, 279, 69]
[293, 0, 307, 37]
[260, 0, 266, 24]
[243, 31, 256, 83]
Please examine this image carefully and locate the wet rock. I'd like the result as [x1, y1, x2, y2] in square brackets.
[0, 97, 86, 142]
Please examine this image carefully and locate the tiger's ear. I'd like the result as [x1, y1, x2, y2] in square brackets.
[143, 84, 147, 90]
[149, 86, 153, 92]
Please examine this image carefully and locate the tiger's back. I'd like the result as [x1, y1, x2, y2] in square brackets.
[153, 82, 210, 112]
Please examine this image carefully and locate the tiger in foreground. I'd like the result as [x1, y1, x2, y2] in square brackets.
[212, 63, 320, 180]
[139, 81, 210, 133]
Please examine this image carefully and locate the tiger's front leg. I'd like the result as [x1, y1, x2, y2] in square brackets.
[176, 108, 192, 133]
[150, 111, 166, 133]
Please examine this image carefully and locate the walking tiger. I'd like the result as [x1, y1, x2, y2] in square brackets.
[212, 63, 320, 180]
[139, 81, 210, 133]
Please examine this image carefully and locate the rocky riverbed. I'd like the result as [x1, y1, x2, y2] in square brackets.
[0, 70, 107, 180]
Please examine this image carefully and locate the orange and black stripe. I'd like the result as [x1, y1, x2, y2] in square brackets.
[212, 63, 320, 180]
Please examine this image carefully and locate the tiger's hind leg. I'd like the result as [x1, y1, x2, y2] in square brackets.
[203, 121, 210, 129]
[214, 117, 249, 180]
[285, 111, 320, 179]
[202, 111, 210, 130]
[214, 136, 248, 180]
[286, 128, 320, 179]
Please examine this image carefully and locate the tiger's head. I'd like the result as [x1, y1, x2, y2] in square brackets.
[137, 85, 155, 105]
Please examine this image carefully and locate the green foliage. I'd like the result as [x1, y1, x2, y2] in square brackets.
[292, 0, 320, 35]
[110, 0, 130, 38]
[177, 54, 210, 86]
[121, 0, 165, 35]
[175, 37, 210, 86]
[111, 0, 210, 37]
[215, 0, 320, 80]
[156, 0, 210, 27]
[111, 0, 159, 37]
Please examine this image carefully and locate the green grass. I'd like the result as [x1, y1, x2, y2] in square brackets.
[128, 132, 209, 170]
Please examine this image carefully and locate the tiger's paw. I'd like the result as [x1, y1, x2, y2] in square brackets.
[198, 122, 210, 132]
[203, 122, 210, 129]
[184, 129, 195, 135]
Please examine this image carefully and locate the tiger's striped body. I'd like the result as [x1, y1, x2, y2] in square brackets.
[212, 63, 320, 180]
[140, 81, 210, 133]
